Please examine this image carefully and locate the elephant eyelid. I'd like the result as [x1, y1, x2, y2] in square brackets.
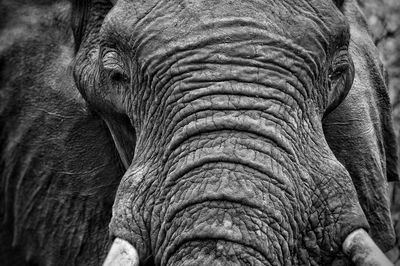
[330, 51, 349, 79]
[107, 68, 130, 83]
[102, 51, 129, 83]
[330, 63, 348, 79]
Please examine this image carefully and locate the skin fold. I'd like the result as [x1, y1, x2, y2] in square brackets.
[323, 0, 398, 253]
[0, 0, 398, 265]
[0, 1, 124, 265]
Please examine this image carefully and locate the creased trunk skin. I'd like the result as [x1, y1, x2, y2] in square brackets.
[109, 80, 368, 265]
[98, 3, 368, 264]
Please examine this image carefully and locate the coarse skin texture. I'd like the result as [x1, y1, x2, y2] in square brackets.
[323, 0, 398, 254]
[0, 0, 398, 266]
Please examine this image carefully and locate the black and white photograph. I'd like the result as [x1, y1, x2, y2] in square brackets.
[1, 0, 400, 265]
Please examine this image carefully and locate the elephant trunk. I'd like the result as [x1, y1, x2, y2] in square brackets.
[148, 83, 305, 265]
[110, 67, 368, 263]
[131, 82, 363, 264]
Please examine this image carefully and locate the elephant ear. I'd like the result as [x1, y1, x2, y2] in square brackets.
[1, 1, 125, 264]
[323, 0, 399, 252]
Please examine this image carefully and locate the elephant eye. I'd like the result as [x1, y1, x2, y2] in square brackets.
[102, 50, 129, 83]
[330, 63, 348, 80]
[329, 50, 349, 80]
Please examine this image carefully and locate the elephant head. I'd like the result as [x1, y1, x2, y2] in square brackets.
[71, 0, 398, 264]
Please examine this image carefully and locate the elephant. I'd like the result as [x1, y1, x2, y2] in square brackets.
[0, 0, 399, 265]
[0, 1, 124, 265]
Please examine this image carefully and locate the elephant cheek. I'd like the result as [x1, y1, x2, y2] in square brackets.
[108, 163, 156, 262]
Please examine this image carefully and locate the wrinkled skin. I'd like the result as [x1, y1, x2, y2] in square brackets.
[0, 1, 124, 265]
[0, 0, 398, 265]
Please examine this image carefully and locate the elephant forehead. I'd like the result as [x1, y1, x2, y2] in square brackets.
[104, 0, 348, 58]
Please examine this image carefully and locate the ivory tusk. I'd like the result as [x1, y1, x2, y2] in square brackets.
[103, 238, 139, 266]
[342, 228, 393, 266]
